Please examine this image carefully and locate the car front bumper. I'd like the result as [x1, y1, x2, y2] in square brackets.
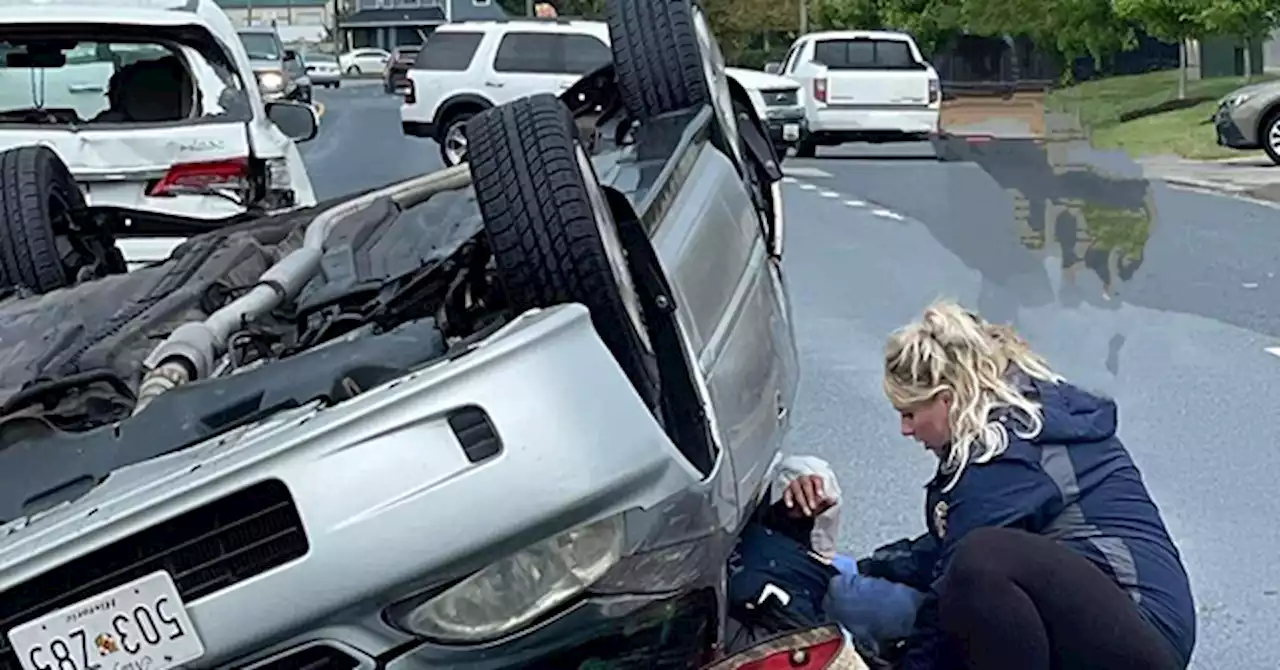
[0, 305, 717, 670]
[762, 108, 807, 148]
[1214, 104, 1256, 149]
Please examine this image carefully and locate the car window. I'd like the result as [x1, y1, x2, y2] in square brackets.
[492, 32, 609, 75]
[238, 32, 282, 60]
[781, 41, 803, 73]
[0, 38, 250, 125]
[413, 32, 482, 71]
[812, 38, 923, 70]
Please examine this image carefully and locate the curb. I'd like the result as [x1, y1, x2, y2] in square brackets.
[1151, 175, 1244, 193]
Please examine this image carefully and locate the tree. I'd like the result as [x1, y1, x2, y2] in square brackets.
[880, 0, 963, 55]
[962, 0, 1133, 68]
[1114, 0, 1209, 98]
[1198, 0, 1280, 78]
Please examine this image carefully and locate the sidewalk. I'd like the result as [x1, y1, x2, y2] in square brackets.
[1138, 154, 1280, 203]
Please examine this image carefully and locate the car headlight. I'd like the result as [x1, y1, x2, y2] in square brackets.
[393, 515, 625, 641]
[1226, 93, 1252, 107]
[258, 71, 285, 92]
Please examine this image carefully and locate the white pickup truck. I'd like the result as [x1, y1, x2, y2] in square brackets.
[768, 30, 940, 157]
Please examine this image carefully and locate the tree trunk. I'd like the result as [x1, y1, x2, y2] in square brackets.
[1178, 40, 1188, 100]
[1244, 36, 1253, 80]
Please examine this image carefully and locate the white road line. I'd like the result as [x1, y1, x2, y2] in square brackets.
[819, 190, 840, 198]
[872, 209, 905, 221]
[799, 183, 818, 191]
[1265, 347, 1280, 358]
[844, 199, 867, 207]
[782, 166, 833, 178]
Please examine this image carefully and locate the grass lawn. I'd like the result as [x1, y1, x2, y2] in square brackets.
[1046, 69, 1277, 159]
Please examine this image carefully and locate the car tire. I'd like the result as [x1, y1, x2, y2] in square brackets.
[0, 146, 119, 294]
[333, 81, 341, 89]
[795, 139, 816, 158]
[1263, 111, 1280, 165]
[466, 94, 660, 409]
[437, 110, 477, 167]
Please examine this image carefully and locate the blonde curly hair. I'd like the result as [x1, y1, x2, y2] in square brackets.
[883, 300, 1065, 491]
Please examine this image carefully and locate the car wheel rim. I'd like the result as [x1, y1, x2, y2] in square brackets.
[693, 5, 741, 161]
[444, 121, 469, 165]
[575, 145, 652, 353]
[1269, 119, 1280, 154]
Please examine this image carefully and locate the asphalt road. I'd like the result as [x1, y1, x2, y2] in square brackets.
[303, 87, 1279, 669]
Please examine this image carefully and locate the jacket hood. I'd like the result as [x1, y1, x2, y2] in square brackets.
[1018, 374, 1118, 445]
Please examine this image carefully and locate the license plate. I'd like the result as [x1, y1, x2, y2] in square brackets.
[7, 572, 204, 670]
[782, 123, 800, 141]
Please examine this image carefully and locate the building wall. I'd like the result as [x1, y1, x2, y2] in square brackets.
[218, 1, 335, 27]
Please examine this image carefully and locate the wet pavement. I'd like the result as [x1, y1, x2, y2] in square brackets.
[304, 87, 1280, 670]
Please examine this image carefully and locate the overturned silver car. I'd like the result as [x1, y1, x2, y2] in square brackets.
[0, 1, 798, 669]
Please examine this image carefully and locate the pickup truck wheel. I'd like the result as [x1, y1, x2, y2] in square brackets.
[467, 94, 659, 408]
[0, 145, 114, 294]
[606, 0, 739, 148]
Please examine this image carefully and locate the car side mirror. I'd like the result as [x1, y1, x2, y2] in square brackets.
[266, 100, 318, 143]
[764, 61, 782, 74]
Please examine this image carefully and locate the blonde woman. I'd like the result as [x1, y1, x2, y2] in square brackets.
[869, 301, 1195, 669]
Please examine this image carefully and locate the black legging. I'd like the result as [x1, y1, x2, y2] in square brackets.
[937, 527, 1182, 670]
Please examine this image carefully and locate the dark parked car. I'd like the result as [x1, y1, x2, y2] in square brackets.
[384, 45, 420, 93]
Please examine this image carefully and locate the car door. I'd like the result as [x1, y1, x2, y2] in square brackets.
[358, 48, 389, 72]
[651, 143, 794, 518]
[486, 30, 611, 103]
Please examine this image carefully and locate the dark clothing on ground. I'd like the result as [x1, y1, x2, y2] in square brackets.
[937, 527, 1182, 670]
[882, 374, 1195, 669]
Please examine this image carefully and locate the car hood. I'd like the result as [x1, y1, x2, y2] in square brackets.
[1220, 80, 1280, 104]
[250, 59, 285, 72]
[726, 66, 800, 91]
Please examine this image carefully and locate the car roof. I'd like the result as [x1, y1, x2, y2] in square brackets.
[438, 17, 608, 35]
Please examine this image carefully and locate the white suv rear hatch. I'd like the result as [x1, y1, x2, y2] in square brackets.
[0, 12, 259, 222]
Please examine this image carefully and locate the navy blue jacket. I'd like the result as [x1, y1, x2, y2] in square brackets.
[892, 376, 1196, 669]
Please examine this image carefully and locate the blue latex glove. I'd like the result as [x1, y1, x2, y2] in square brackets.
[825, 553, 927, 646]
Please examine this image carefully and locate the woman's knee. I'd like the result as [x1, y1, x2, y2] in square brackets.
[941, 527, 1028, 597]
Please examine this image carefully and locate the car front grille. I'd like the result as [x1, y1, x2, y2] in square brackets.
[762, 88, 799, 107]
[238, 644, 361, 670]
[0, 479, 308, 670]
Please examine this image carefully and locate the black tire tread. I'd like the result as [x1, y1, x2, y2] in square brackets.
[0, 145, 76, 293]
[606, 0, 709, 119]
[466, 94, 659, 405]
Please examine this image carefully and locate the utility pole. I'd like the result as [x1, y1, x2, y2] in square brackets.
[526, 0, 534, 16]
[798, 0, 807, 35]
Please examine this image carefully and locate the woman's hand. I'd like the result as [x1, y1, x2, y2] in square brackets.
[782, 474, 836, 517]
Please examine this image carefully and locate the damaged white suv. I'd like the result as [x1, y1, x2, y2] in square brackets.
[0, 0, 318, 277]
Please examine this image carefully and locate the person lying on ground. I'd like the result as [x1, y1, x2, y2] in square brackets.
[868, 300, 1195, 670]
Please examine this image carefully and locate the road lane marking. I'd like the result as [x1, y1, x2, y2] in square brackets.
[844, 199, 867, 207]
[872, 209, 905, 221]
[781, 176, 797, 183]
[1266, 347, 1280, 358]
[798, 183, 817, 191]
[782, 166, 832, 178]
[819, 190, 839, 198]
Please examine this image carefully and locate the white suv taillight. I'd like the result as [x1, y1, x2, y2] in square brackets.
[813, 77, 827, 103]
[147, 158, 251, 197]
[928, 78, 940, 104]
[404, 78, 416, 105]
